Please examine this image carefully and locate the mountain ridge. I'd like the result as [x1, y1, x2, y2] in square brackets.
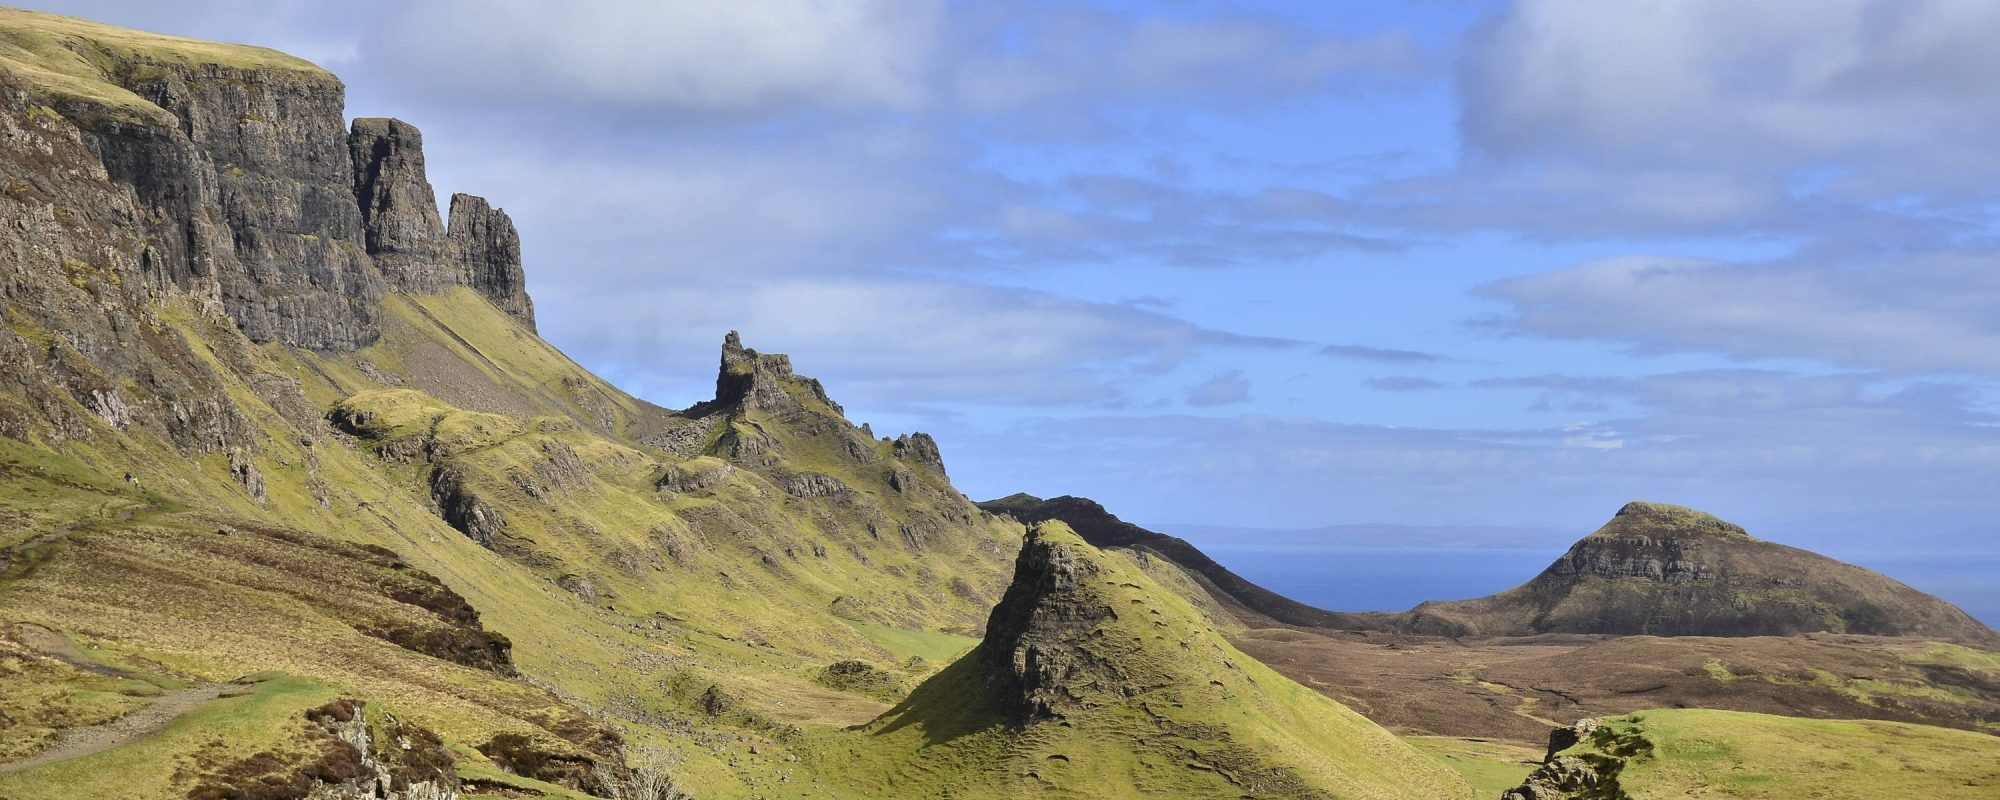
[0, 8, 1024, 796]
[985, 494, 2000, 646]
[1, 8, 1994, 799]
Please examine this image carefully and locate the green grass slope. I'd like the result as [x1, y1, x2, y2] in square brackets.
[817, 522, 1472, 799]
[1512, 708, 2000, 799]
[1, 275, 1022, 796]
[0, 6, 327, 124]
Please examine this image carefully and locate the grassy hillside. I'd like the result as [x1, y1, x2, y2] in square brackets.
[0, 7, 327, 124]
[1519, 708, 2000, 799]
[816, 522, 1472, 799]
[0, 281, 1023, 796]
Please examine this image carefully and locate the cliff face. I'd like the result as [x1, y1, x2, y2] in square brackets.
[91, 52, 382, 351]
[446, 192, 534, 328]
[977, 520, 1118, 724]
[3, 7, 532, 357]
[0, 7, 538, 461]
[351, 117, 447, 283]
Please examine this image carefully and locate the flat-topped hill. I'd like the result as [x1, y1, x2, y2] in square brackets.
[1397, 501, 2000, 644]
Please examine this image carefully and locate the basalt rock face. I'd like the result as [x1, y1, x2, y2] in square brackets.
[447, 193, 534, 330]
[347, 120, 535, 329]
[1, 7, 533, 358]
[350, 117, 447, 284]
[106, 53, 381, 352]
[0, 7, 538, 457]
[979, 521, 1118, 724]
[0, 70, 257, 454]
[1391, 502, 2000, 644]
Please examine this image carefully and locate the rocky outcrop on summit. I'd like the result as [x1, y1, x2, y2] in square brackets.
[860, 521, 1471, 799]
[978, 521, 1121, 724]
[708, 331, 841, 416]
[1386, 502, 2000, 644]
[978, 493, 1369, 628]
[676, 332, 948, 480]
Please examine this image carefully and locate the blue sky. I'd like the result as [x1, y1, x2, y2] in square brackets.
[33, 0, 2000, 551]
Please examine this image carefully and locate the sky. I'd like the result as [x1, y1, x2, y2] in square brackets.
[29, 0, 2000, 553]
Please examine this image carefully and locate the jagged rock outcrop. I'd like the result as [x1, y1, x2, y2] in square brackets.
[779, 470, 852, 499]
[182, 698, 460, 800]
[304, 700, 462, 800]
[861, 521, 1472, 798]
[1502, 755, 1622, 800]
[891, 432, 946, 477]
[348, 121, 533, 328]
[431, 462, 506, 547]
[1385, 501, 2000, 643]
[350, 117, 448, 284]
[1502, 718, 1635, 800]
[685, 331, 957, 484]
[1503, 709, 2000, 799]
[979, 521, 1120, 723]
[447, 193, 535, 329]
[709, 330, 839, 416]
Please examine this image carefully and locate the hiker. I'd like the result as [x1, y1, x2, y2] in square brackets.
[124, 472, 139, 489]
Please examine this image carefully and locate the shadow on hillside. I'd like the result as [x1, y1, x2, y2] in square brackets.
[867, 645, 1008, 746]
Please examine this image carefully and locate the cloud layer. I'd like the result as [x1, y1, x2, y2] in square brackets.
[26, 0, 2000, 547]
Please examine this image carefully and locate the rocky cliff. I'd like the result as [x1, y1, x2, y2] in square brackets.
[0, 6, 532, 360]
[0, 9, 1011, 798]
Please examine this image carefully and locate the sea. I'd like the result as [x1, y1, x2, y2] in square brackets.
[1173, 539, 2000, 630]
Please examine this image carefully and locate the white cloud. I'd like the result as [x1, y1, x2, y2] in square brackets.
[941, 372, 2000, 530]
[1462, 0, 2000, 197]
[540, 276, 1294, 411]
[1186, 371, 1251, 406]
[1483, 253, 2000, 377]
[366, 0, 942, 114]
[953, 10, 1421, 114]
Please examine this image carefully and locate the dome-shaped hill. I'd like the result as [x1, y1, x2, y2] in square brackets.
[819, 521, 1470, 800]
[1397, 501, 2000, 644]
